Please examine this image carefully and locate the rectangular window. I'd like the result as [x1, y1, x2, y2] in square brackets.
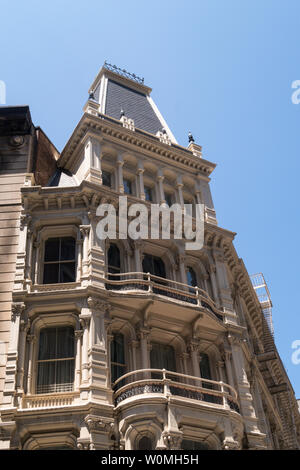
[123, 179, 132, 195]
[43, 237, 76, 284]
[165, 193, 173, 206]
[110, 333, 126, 384]
[37, 326, 75, 394]
[144, 186, 153, 202]
[102, 170, 112, 188]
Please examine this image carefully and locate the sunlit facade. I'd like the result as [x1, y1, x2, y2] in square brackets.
[0, 64, 299, 450]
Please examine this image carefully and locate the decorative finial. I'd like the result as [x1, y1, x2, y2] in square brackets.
[162, 127, 167, 134]
[188, 131, 194, 143]
[89, 90, 95, 100]
[120, 108, 125, 118]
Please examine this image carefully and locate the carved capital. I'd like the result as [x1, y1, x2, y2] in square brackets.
[162, 432, 182, 450]
[26, 334, 36, 344]
[87, 297, 111, 313]
[20, 214, 31, 230]
[11, 303, 25, 321]
[80, 225, 90, 237]
[84, 415, 114, 434]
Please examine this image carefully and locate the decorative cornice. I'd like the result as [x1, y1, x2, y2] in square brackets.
[58, 113, 216, 176]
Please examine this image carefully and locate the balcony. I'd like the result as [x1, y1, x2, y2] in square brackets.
[104, 272, 224, 322]
[113, 369, 240, 414]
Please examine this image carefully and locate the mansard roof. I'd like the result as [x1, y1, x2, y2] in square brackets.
[89, 62, 177, 143]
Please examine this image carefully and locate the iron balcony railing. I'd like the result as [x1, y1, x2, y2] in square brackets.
[113, 368, 240, 414]
[104, 271, 224, 322]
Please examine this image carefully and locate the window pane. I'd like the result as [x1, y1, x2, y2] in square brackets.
[150, 343, 176, 371]
[43, 263, 59, 284]
[108, 244, 120, 270]
[56, 359, 75, 385]
[60, 237, 75, 261]
[123, 179, 132, 194]
[165, 193, 172, 206]
[138, 437, 153, 450]
[56, 327, 74, 358]
[39, 328, 57, 360]
[102, 171, 111, 188]
[111, 333, 125, 364]
[200, 353, 212, 387]
[144, 187, 152, 202]
[44, 238, 60, 262]
[59, 262, 76, 283]
[37, 361, 56, 391]
[187, 268, 197, 287]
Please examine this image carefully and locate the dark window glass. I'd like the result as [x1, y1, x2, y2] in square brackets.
[187, 267, 197, 293]
[200, 353, 212, 390]
[43, 237, 76, 284]
[144, 186, 153, 202]
[123, 179, 132, 195]
[138, 436, 153, 450]
[150, 343, 176, 372]
[142, 254, 166, 279]
[165, 193, 173, 206]
[108, 243, 121, 275]
[181, 440, 210, 450]
[110, 333, 126, 383]
[37, 327, 75, 394]
[102, 170, 112, 188]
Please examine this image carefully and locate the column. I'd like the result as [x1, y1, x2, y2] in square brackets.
[177, 254, 187, 285]
[157, 169, 165, 204]
[26, 334, 36, 395]
[223, 350, 235, 389]
[139, 328, 150, 371]
[76, 238, 83, 282]
[137, 161, 145, 200]
[189, 340, 201, 378]
[133, 239, 143, 275]
[117, 154, 124, 193]
[228, 335, 266, 447]
[80, 315, 91, 385]
[175, 175, 184, 206]
[209, 264, 219, 304]
[75, 330, 83, 391]
[80, 225, 90, 277]
[34, 240, 40, 284]
[16, 317, 30, 395]
[25, 228, 34, 289]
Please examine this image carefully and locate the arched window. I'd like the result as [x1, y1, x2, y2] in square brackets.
[150, 342, 176, 372]
[200, 353, 212, 380]
[137, 436, 154, 450]
[110, 333, 126, 384]
[37, 326, 75, 394]
[108, 243, 121, 275]
[181, 439, 210, 450]
[107, 243, 121, 289]
[43, 237, 76, 284]
[142, 254, 166, 279]
[187, 267, 197, 293]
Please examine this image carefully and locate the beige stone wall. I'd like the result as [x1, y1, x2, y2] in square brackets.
[0, 176, 24, 402]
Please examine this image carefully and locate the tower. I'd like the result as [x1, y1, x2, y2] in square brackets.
[0, 63, 299, 450]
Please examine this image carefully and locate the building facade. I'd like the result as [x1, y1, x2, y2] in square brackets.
[0, 64, 299, 450]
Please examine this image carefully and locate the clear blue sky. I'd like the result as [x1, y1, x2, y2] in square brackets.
[1, 0, 299, 396]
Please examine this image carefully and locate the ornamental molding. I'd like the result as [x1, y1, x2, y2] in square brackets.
[162, 431, 183, 450]
[58, 114, 216, 176]
[87, 297, 111, 313]
[84, 415, 114, 434]
[11, 303, 25, 321]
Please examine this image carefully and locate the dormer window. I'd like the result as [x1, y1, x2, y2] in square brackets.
[43, 237, 76, 284]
